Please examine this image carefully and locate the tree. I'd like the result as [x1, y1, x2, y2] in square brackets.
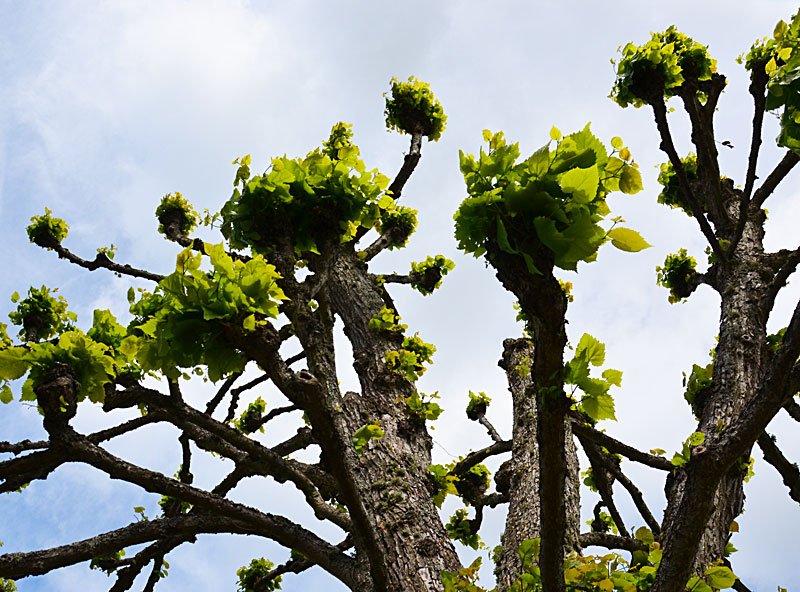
[1, 9, 800, 592]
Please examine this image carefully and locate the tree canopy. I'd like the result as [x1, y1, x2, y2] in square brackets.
[1, 3, 800, 592]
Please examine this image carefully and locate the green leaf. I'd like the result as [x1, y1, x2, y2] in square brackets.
[688, 431, 706, 446]
[0, 384, 12, 404]
[560, 165, 599, 203]
[611, 136, 624, 150]
[607, 227, 651, 252]
[602, 368, 623, 387]
[686, 577, 713, 592]
[581, 392, 616, 421]
[576, 333, 605, 366]
[634, 526, 654, 546]
[242, 314, 256, 332]
[550, 126, 562, 141]
[619, 164, 643, 194]
[0, 348, 30, 381]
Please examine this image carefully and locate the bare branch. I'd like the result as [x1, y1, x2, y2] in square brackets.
[578, 532, 647, 554]
[650, 99, 724, 260]
[729, 66, 769, 253]
[570, 419, 674, 471]
[752, 149, 800, 210]
[53, 244, 164, 282]
[757, 432, 800, 505]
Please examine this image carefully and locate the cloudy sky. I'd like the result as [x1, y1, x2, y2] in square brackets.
[1, 1, 799, 590]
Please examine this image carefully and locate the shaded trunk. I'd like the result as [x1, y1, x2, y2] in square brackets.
[495, 338, 580, 591]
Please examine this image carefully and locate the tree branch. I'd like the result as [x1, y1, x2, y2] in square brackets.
[650, 99, 724, 260]
[752, 150, 800, 210]
[578, 532, 647, 554]
[756, 432, 800, 505]
[570, 419, 674, 471]
[52, 244, 164, 282]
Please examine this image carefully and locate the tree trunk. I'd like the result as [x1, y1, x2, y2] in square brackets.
[325, 251, 461, 591]
[495, 338, 580, 591]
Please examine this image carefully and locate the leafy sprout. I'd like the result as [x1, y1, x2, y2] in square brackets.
[611, 26, 717, 108]
[156, 192, 199, 238]
[384, 76, 447, 141]
[26, 208, 69, 250]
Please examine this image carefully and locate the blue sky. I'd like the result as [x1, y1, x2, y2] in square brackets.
[1, 1, 799, 590]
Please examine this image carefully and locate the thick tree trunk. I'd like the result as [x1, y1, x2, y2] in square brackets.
[658, 209, 770, 586]
[325, 251, 461, 591]
[494, 339, 580, 591]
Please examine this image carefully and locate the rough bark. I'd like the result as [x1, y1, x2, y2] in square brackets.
[326, 251, 461, 591]
[495, 338, 579, 592]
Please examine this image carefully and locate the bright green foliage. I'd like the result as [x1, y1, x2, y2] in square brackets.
[455, 126, 646, 274]
[743, 12, 800, 152]
[443, 535, 736, 592]
[429, 463, 459, 508]
[682, 362, 713, 417]
[155, 192, 199, 238]
[233, 396, 267, 434]
[657, 249, 699, 303]
[236, 557, 282, 592]
[221, 125, 392, 257]
[445, 508, 481, 550]
[672, 431, 706, 468]
[0, 330, 119, 404]
[465, 390, 491, 420]
[9, 286, 76, 342]
[611, 26, 717, 108]
[376, 203, 418, 249]
[410, 255, 455, 295]
[564, 333, 622, 422]
[26, 208, 69, 250]
[0, 580, 15, 592]
[352, 421, 384, 453]
[322, 121, 355, 159]
[441, 557, 484, 592]
[368, 307, 407, 333]
[767, 326, 788, 352]
[130, 244, 286, 381]
[384, 76, 447, 141]
[657, 154, 700, 215]
[384, 333, 436, 382]
[404, 390, 443, 422]
[0, 296, 134, 405]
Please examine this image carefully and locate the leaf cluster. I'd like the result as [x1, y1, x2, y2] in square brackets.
[233, 396, 267, 434]
[26, 208, 69, 250]
[455, 126, 646, 275]
[9, 286, 76, 342]
[445, 508, 481, 550]
[743, 12, 800, 152]
[564, 333, 622, 423]
[656, 154, 700, 216]
[384, 333, 436, 382]
[409, 255, 455, 295]
[155, 192, 199, 238]
[656, 249, 699, 303]
[384, 76, 447, 141]
[611, 26, 717, 108]
[404, 390, 443, 422]
[130, 244, 286, 381]
[236, 557, 282, 592]
[221, 125, 394, 258]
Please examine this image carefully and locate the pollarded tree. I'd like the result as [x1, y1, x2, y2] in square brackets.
[1, 12, 800, 592]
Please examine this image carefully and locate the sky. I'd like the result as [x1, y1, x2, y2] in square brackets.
[1, 1, 799, 590]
